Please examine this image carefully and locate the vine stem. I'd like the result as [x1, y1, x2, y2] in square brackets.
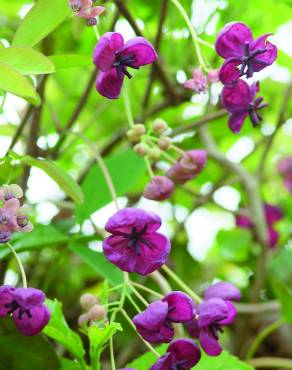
[128, 284, 149, 306]
[246, 318, 285, 359]
[131, 282, 163, 299]
[109, 337, 116, 370]
[6, 242, 27, 288]
[144, 157, 154, 178]
[247, 357, 292, 369]
[162, 265, 202, 303]
[94, 25, 100, 40]
[121, 308, 161, 358]
[123, 83, 135, 128]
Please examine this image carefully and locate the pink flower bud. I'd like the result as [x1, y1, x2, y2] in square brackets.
[184, 68, 208, 94]
[80, 293, 99, 310]
[207, 69, 219, 83]
[180, 150, 207, 174]
[143, 176, 174, 201]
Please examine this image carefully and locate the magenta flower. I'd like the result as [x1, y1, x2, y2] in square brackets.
[150, 339, 201, 370]
[278, 157, 292, 193]
[184, 68, 208, 94]
[143, 176, 174, 201]
[0, 286, 50, 336]
[236, 203, 283, 248]
[103, 208, 170, 275]
[133, 292, 195, 344]
[93, 32, 157, 99]
[222, 80, 268, 133]
[216, 22, 277, 85]
[167, 150, 207, 184]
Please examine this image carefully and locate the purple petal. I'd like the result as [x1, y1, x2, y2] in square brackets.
[204, 282, 241, 302]
[284, 175, 292, 193]
[120, 37, 158, 67]
[251, 34, 277, 72]
[0, 285, 15, 317]
[167, 339, 201, 368]
[221, 80, 252, 113]
[12, 288, 45, 310]
[143, 176, 174, 201]
[198, 298, 228, 327]
[96, 69, 124, 99]
[93, 32, 124, 71]
[163, 291, 195, 323]
[150, 352, 174, 370]
[268, 228, 279, 249]
[166, 162, 195, 184]
[218, 58, 241, 85]
[236, 214, 253, 228]
[264, 204, 283, 225]
[219, 301, 237, 326]
[13, 304, 50, 336]
[228, 112, 248, 134]
[199, 327, 222, 356]
[186, 319, 200, 338]
[215, 22, 253, 59]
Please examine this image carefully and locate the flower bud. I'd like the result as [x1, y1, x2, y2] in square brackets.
[78, 313, 89, 326]
[207, 69, 219, 83]
[80, 293, 99, 310]
[87, 17, 97, 26]
[180, 150, 207, 174]
[167, 162, 194, 184]
[152, 119, 168, 135]
[184, 68, 208, 94]
[158, 137, 171, 150]
[88, 304, 107, 321]
[127, 129, 140, 144]
[143, 176, 174, 201]
[134, 143, 149, 157]
[0, 231, 11, 244]
[132, 123, 146, 136]
[148, 147, 161, 161]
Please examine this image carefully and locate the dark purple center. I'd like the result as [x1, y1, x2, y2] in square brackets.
[240, 41, 267, 78]
[248, 96, 268, 126]
[0, 212, 11, 225]
[125, 225, 153, 256]
[209, 322, 224, 340]
[17, 215, 29, 228]
[5, 300, 32, 320]
[112, 53, 139, 80]
[170, 360, 188, 370]
[0, 231, 11, 243]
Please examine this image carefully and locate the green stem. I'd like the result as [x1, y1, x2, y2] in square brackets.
[78, 357, 88, 370]
[126, 292, 142, 312]
[131, 282, 163, 299]
[129, 284, 149, 306]
[160, 150, 177, 164]
[6, 242, 27, 288]
[246, 319, 285, 359]
[110, 272, 128, 323]
[109, 337, 116, 370]
[162, 265, 202, 303]
[121, 308, 160, 358]
[93, 25, 100, 40]
[247, 357, 292, 369]
[123, 84, 135, 128]
[144, 157, 154, 178]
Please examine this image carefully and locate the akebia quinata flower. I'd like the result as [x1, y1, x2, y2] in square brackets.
[0, 286, 50, 336]
[187, 281, 241, 356]
[216, 22, 277, 85]
[143, 176, 174, 201]
[184, 68, 208, 94]
[150, 339, 201, 370]
[102, 208, 170, 275]
[133, 291, 195, 344]
[222, 80, 268, 134]
[69, 0, 105, 26]
[93, 32, 157, 99]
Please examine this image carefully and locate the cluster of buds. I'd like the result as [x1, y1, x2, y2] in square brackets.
[184, 68, 219, 94]
[69, 0, 105, 26]
[78, 293, 107, 326]
[0, 184, 33, 244]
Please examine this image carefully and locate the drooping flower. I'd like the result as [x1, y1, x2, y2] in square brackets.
[133, 291, 195, 344]
[143, 176, 174, 201]
[0, 286, 50, 336]
[0, 198, 20, 241]
[150, 339, 201, 370]
[277, 157, 292, 193]
[236, 203, 283, 248]
[0, 184, 23, 201]
[184, 68, 208, 94]
[93, 32, 157, 99]
[167, 150, 207, 184]
[69, 0, 105, 26]
[221, 80, 267, 134]
[102, 208, 170, 275]
[216, 22, 277, 85]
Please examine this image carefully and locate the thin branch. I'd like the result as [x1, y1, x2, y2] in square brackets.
[8, 105, 33, 153]
[235, 301, 280, 314]
[247, 357, 292, 369]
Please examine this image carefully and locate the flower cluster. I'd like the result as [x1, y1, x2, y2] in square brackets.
[216, 22, 277, 133]
[277, 156, 292, 193]
[236, 203, 283, 248]
[0, 184, 33, 244]
[69, 0, 105, 26]
[184, 68, 219, 94]
[93, 32, 157, 98]
[78, 293, 107, 326]
[0, 286, 50, 336]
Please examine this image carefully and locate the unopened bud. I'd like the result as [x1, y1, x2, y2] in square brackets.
[143, 176, 174, 201]
[158, 137, 171, 150]
[78, 313, 89, 326]
[88, 304, 107, 321]
[134, 143, 149, 157]
[132, 123, 146, 136]
[127, 129, 140, 144]
[148, 147, 161, 161]
[87, 17, 97, 26]
[80, 293, 99, 310]
[152, 119, 168, 135]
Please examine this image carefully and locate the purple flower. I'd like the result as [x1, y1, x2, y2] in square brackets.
[184, 68, 208, 94]
[216, 22, 277, 85]
[278, 157, 292, 193]
[143, 176, 174, 201]
[133, 292, 195, 344]
[222, 80, 268, 134]
[150, 339, 201, 370]
[103, 208, 170, 275]
[204, 281, 241, 302]
[0, 198, 20, 238]
[0, 286, 50, 336]
[93, 32, 157, 99]
[167, 150, 207, 184]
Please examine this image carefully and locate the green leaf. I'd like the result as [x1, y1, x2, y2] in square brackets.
[76, 150, 146, 222]
[69, 244, 123, 286]
[0, 62, 40, 105]
[43, 299, 85, 360]
[0, 318, 60, 370]
[60, 358, 82, 370]
[0, 47, 55, 75]
[20, 156, 84, 204]
[48, 54, 93, 70]
[12, 0, 71, 47]
[216, 229, 251, 262]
